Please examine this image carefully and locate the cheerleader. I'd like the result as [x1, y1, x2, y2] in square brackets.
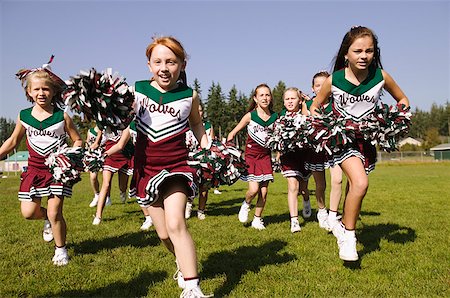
[310, 26, 409, 261]
[227, 84, 277, 230]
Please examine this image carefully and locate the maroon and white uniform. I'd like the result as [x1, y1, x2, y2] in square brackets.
[241, 110, 277, 182]
[18, 107, 71, 200]
[102, 128, 133, 175]
[134, 81, 198, 207]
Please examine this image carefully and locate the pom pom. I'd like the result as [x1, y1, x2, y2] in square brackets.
[307, 109, 358, 155]
[45, 145, 84, 185]
[360, 103, 412, 152]
[83, 147, 105, 172]
[188, 139, 248, 189]
[266, 112, 310, 153]
[63, 68, 135, 132]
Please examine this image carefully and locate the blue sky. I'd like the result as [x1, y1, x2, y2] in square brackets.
[1, 0, 449, 120]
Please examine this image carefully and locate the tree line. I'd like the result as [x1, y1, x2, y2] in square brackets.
[1, 79, 448, 157]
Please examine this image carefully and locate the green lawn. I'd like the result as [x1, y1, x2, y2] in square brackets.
[0, 163, 449, 297]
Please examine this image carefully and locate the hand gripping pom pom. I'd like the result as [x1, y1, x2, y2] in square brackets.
[266, 112, 310, 153]
[307, 108, 358, 155]
[188, 139, 248, 189]
[359, 103, 412, 152]
[63, 68, 135, 132]
[45, 145, 84, 186]
[83, 147, 106, 172]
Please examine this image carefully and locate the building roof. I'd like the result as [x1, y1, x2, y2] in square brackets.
[4, 151, 29, 161]
[430, 143, 450, 151]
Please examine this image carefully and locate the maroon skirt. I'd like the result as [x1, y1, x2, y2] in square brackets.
[280, 149, 311, 181]
[241, 149, 273, 182]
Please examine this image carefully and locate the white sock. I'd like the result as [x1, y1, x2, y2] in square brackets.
[145, 216, 152, 221]
[55, 246, 67, 253]
[329, 211, 337, 220]
[290, 216, 298, 223]
[185, 278, 199, 290]
[94, 193, 99, 199]
[345, 229, 356, 237]
[318, 207, 328, 214]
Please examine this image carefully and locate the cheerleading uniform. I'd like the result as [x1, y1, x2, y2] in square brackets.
[305, 98, 333, 171]
[328, 67, 383, 173]
[134, 81, 198, 207]
[278, 109, 311, 181]
[86, 127, 98, 147]
[103, 128, 133, 175]
[128, 121, 138, 198]
[18, 107, 71, 201]
[241, 110, 277, 182]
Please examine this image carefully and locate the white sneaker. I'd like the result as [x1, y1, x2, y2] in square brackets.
[197, 210, 206, 220]
[120, 192, 127, 203]
[180, 286, 213, 298]
[327, 215, 340, 231]
[173, 261, 185, 289]
[213, 189, 222, 195]
[317, 209, 331, 231]
[52, 247, 69, 266]
[43, 220, 53, 242]
[332, 221, 345, 248]
[140, 217, 153, 231]
[302, 200, 312, 218]
[290, 219, 301, 233]
[185, 202, 193, 219]
[339, 230, 359, 261]
[92, 216, 101, 225]
[105, 196, 112, 206]
[251, 217, 266, 230]
[238, 202, 250, 223]
[89, 196, 99, 207]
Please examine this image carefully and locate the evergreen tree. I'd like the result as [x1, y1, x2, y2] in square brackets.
[206, 82, 226, 140]
[272, 81, 286, 113]
[192, 78, 202, 99]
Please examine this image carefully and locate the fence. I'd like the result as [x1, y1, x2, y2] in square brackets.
[377, 151, 440, 162]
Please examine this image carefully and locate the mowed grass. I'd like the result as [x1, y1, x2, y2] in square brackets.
[0, 163, 449, 297]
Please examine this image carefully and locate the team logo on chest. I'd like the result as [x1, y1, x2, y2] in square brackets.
[139, 96, 181, 121]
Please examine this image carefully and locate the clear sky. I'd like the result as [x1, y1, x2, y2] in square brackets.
[1, 0, 449, 120]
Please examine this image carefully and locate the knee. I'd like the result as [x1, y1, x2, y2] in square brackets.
[46, 209, 62, 222]
[21, 209, 36, 220]
[165, 217, 186, 236]
[350, 178, 369, 195]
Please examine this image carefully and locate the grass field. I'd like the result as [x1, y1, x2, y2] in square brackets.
[0, 163, 449, 297]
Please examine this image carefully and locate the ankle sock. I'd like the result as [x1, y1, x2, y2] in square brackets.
[184, 277, 200, 290]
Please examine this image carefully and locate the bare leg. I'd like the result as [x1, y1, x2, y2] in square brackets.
[254, 181, 269, 217]
[312, 171, 326, 209]
[95, 170, 114, 219]
[47, 195, 66, 247]
[329, 166, 343, 212]
[286, 177, 299, 217]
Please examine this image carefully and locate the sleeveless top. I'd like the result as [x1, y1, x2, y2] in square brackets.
[20, 107, 66, 169]
[134, 81, 192, 158]
[306, 97, 333, 114]
[86, 127, 98, 146]
[331, 67, 384, 121]
[246, 110, 277, 154]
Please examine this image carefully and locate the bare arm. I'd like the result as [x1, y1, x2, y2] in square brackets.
[227, 112, 251, 142]
[0, 114, 26, 159]
[310, 76, 332, 116]
[64, 113, 83, 147]
[189, 91, 208, 148]
[382, 70, 409, 107]
[105, 128, 131, 156]
[300, 101, 309, 116]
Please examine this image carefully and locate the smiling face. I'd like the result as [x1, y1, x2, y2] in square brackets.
[283, 89, 301, 112]
[312, 75, 327, 95]
[147, 44, 185, 91]
[345, 35, 374, 71]
[27, 77, 54, 108]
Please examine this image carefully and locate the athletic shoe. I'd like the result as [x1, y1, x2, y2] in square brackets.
[43, 220, 53, 242]
[327, 215, 340, 231]
[120, 192, 127, 203]
[180, 286, 213, 298]
[105, 196, 112, 206]
[339, 230, 359, 261]
[52, 248, 69, 266]
[238, 202, 250, 223]
[317, 209, 331, 231]
[213, 189, 222, 195]
[185, 202, 193, 219]
[197, 210, 206, 220]
[140, 217, 153, 231]
[302, 200, 312, 218]
[89, 196, 98, 207]
[251, 217, 266, 230]
[173, 261, 185, 289]
[92, 216, 101, 225]
[332, 221, 345, 248]
[290, 219, 301, 233]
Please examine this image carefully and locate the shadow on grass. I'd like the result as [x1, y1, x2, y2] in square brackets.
[72, 232, 160, 254]
[201, 240, 296, 297]
[358, 222, 416, 258]
[203, 197, 244, 217]
[49, 270, 167, 297]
